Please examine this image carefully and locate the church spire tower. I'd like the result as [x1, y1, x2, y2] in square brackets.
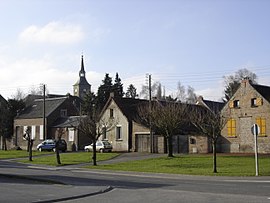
[79, 55, 85, 77]
[73, 55, 91, 99]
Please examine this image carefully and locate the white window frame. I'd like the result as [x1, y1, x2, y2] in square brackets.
[39, 125, 44, 140]
[116, 125, 122, 140]
[68, 128, 75, 142]
[31, 126, 36, 139]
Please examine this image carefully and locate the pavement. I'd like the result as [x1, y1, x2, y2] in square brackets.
[0, 152, 166, 202]
[2, 152, 270, 203]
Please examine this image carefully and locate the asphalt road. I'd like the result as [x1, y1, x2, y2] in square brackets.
[1, 154, 270, 203]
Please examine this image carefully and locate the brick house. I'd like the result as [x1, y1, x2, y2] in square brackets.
[12, 55, 92, 151]
[13, 95, 82, 150]
[221, 78, 270, 153]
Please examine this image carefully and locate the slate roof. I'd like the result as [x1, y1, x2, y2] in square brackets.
[0, 94, 7, 104]
[202, 99, 225, 112]
[251, 83, 270, 103]
[16, 97, 67, 119]
[52, 116, 84, 128]
[112, 97, 149, 122]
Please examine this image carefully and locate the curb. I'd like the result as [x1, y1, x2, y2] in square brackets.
[31, 186, 113, 203]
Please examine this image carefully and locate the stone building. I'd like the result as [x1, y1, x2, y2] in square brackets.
[221, 78, 270, 153]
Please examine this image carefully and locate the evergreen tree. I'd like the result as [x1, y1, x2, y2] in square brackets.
[97, 73, 113, 109]
[113, 72, 124, 97]
[82, 92, 97, 115]
[126, 84, 138, 98]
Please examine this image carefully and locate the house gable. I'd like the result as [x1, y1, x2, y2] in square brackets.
[221, 79, 270, 153]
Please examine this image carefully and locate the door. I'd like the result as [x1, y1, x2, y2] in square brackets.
[239, 117, 253, 152]
[135, 134, 150, 152]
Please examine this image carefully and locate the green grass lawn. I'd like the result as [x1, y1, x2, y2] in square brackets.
[0, 150, 53, 159]
[2, 150, 270, 176]
[85, 154, 270, 176]
[17, 151, 119, 166]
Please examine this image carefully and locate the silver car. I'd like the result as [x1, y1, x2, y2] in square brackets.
[84, 140, 113, 153]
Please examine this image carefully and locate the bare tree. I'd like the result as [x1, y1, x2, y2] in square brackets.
[77, 110, 116, 166]
[138, 101, 189, 157]
[140, 81, 160, 99]
[223, 68, 257, 101]
[28, 84, 49, 96]
[176, 81, 186, 102]
[55, 128, 65, 165]
[23, 127, 34, 161]
[11, 88, 26, 100]
[176, 82, 197, 103]
[186, 86, 197, 104]
[190, 105, 227, 173]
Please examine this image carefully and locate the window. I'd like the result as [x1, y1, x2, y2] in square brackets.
[102, 127, 107, 140]
[227, 119, 236, 137]
[229, 100, 240, 108]
[39, 125, 44, 140]
[233, 100, 240, 108]
[256, 117, 266, 136]
[31, 126, 36, 139]
[116, 126, 122, 140]
[69, 128, 75, 141]
[110, 109, 114, 118]
[251, 98, 257, 107]
[60, 109, 67, 117]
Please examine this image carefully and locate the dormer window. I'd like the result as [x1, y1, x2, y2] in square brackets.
[60, 109, 67, 117]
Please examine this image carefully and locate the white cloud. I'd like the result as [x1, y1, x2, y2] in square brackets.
[0, 54, 108, 99]
[195, 79, 224, 102]
[19, 21, 84, 44]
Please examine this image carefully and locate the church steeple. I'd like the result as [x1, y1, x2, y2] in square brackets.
[73, 55, 91, 99]
[79, 55, 85, 77]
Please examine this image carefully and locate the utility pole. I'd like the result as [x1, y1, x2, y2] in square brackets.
[148, 74, 154, 153]
[42, 84, 46, 140]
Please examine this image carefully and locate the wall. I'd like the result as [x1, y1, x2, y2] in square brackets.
[221, 80, 270, 153]
[100, 100, 130, 152]
[13, 118, 45, 150]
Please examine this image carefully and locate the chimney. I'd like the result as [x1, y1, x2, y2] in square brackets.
[241, 77, 251, 87]
[110, 92, 115, 98]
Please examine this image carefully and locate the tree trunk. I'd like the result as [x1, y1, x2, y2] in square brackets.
[164, 137, 168, 154]
[27, 139, 30, 152]
[212, 139, 217, 173]
[55, 140, 61, 165]
[92, 141, 97, 166]
[29, 139, 33, 161]
[3, 137, 7, 151]
[167, 136, 174, 158]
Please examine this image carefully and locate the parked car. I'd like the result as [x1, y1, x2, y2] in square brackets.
[84, 140, 113, 152]
[37, 139, 67, 152]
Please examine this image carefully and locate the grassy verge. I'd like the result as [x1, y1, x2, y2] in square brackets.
[0, 150, 53, 159]
[85, 154, 270, 176]
[18, 152, 119, 166]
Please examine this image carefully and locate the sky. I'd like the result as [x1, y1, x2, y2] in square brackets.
[1, 0, 270, 101]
